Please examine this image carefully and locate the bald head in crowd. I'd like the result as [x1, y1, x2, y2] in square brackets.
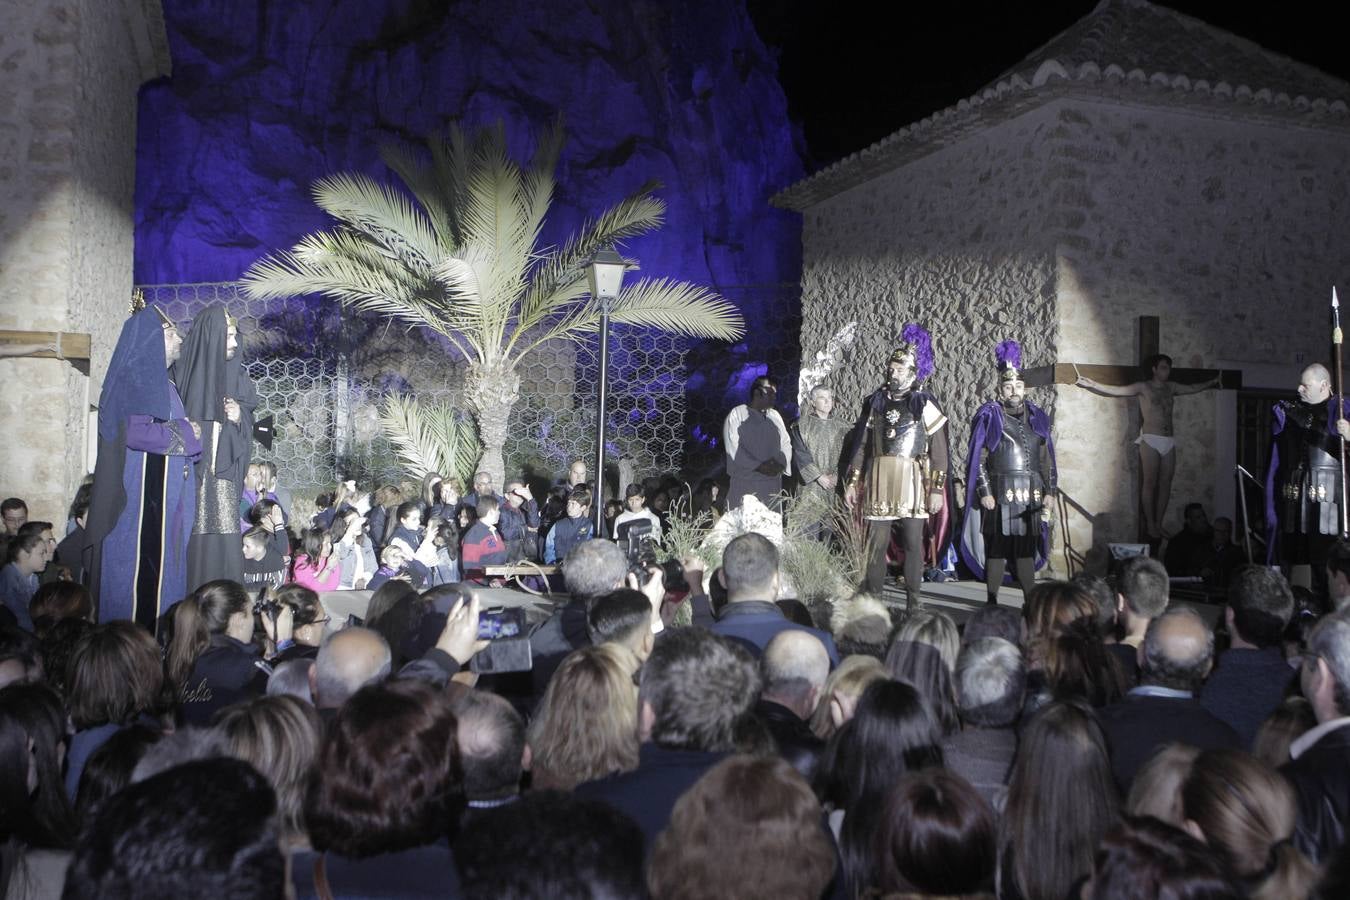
[1140, 606, 1214, 693]
[314, 627, 392, 709]
[761, 630, 829, 720]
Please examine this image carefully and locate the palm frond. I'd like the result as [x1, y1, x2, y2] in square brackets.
[521, 117, 564, 251]
[378, 140, 455, 250]
[313, 174, 442, 277]
[378, 395, 481, 484]
[516, 186, 666, 334]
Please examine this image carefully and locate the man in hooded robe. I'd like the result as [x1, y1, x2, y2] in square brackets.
[174, 305, 258, 589]
[84, 304, 203, 630]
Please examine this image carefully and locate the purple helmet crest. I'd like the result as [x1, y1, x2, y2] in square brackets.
[995, 339, 1023, 381]
[893, 323, 935, 381]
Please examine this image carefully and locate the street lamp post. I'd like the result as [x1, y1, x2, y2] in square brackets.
[587, 246, 629, 537]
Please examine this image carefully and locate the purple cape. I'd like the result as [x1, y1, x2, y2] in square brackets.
[1265, 396, 1350, 564]
[958, 400, 1055, 580]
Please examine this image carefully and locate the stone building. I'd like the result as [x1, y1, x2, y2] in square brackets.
[0, 1, 170, 525]
[774, 0, 1350, 573]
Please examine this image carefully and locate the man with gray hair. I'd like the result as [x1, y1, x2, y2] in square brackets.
[1283, 607, 1350, 863]
[576, 627, 760, 849]
[454, 689, 528, 817]
[942, 637, 1025, 806]
[754, 630, 829, 779]
[313, 627, 392, 718]
[529, 539, 630, 697]
[1098, 606, 1238, 791]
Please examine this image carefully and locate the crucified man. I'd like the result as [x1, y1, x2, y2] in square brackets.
[1076, 354, 1221, 539]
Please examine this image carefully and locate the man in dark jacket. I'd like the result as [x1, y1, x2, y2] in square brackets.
[709, 532, 839, 665]
[1200, 565, 1296, 748]
[1283, 607, 1350, 864]
[754, 630, 828, 780]
[1097, 606, 1239, 792]
[575, 627, 759, 850]
[942, 637, 1025, 806]
[528, 539, 625, 698]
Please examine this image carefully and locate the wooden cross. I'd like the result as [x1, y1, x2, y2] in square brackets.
[1021, 316, 1243, 390]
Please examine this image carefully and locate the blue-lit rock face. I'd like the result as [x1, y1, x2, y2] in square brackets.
[135, 0, 804, 316]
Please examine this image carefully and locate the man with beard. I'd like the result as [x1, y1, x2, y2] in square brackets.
[723, 375, 793, 512]
[959, 341, 1056, 606]
[843, 324, 949, 610]
[84, 302, 202, 629]
[175, 305, 258, 589]
[1268, 363, 1350, 593]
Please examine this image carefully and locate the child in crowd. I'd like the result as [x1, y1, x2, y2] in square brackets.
[248, 498, 291, 564]
[365, 544, 410, 592]
[291, 527, 340, 592]
[613, 483, 663, 542]
[330, 507, 376, 590]
[389, 501, 424, 550]
[544, 486, 594, 564]
[461, 497, 509, 573]
[239, 463, 262, 531]
[241, 527, 287, 589]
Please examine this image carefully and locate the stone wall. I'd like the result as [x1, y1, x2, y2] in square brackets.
[799, 94, 1350, 573]
[1047, 98, 1350, 566]
[799, 103, 1062, 522]
[0, 0, 168, 523]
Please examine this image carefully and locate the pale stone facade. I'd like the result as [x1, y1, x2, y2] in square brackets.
[0, 0, 169, 523]
[778, 0, 1350, 573]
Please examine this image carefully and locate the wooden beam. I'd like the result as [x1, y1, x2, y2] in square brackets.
[0, 330, 92, 375]
[1138, 315, 1160, 366]
[1023, 363, 1242, 389]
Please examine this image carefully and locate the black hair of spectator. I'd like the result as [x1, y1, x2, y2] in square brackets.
[0, 498, 26, 517]
[475, 494, 499, 519]
[36, 616, 92, 697]
[74, 723, 162, 824]
[396, 500, 420, 523]
[873, 769, 996, 895]
[961, 604, 1023, 648]
[1226, 565, 1295, 648]
[776, 598, 814, 628]
[1328, 539, 1350, 587]
[272, 583, 324, 628]
[455, 791, 645, 900]
[1071, 572, 1119, 636]
[1087, 815, 1238, 900]
[68, 483, 93, 522]
[247, 498, 280, 526]
[0, 683, 78, 849]
[15, 521, 53, 541]
[586, 589, 652, 647]
[568, 485, 592, 510]
[366, 583, 429, 669]
[306, 678, 464, 858]
[0, 625, 42, 684]
[63, 757, 284, 900]
[4, 531, 45, 566]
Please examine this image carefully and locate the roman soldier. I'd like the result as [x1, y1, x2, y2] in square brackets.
[843, 324, 949, 610]
[960, 340, 1056, 605]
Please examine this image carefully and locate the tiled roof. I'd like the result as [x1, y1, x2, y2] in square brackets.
[773, 0, 1350, 211]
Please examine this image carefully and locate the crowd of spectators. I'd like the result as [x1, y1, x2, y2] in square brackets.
[6, 467, 1350, 899]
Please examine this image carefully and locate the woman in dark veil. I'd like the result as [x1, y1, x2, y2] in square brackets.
[173, 305, 258, 589]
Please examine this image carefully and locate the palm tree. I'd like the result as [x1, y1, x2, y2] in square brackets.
[241, 121, 745, 486]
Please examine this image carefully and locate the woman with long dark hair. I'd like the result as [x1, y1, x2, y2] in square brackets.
[999, 700, 1119, 900]
[166, 580, 268, 726]
[815, 679, 943, 896]
[1, 683, 78, 898]
[291, 527, 340, 592]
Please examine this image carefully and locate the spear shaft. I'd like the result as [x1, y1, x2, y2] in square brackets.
[1335, 288, 1347, 538]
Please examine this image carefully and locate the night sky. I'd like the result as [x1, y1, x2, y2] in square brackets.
[748, 0, 1350, 170]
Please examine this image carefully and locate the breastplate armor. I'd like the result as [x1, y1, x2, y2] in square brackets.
[1279, 402, 1342, 535]
[874, 397, 926, 458]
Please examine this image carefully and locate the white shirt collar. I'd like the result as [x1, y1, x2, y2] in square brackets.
[1290, 715, 1350, 760]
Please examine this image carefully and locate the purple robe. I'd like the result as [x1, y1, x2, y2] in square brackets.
[97, 383, 202, 628]
[1265, 395, 1350, 563]
[958, 400, 1055, 580]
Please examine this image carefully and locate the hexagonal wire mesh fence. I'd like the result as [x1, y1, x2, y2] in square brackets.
[136, 281, 801, 496]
